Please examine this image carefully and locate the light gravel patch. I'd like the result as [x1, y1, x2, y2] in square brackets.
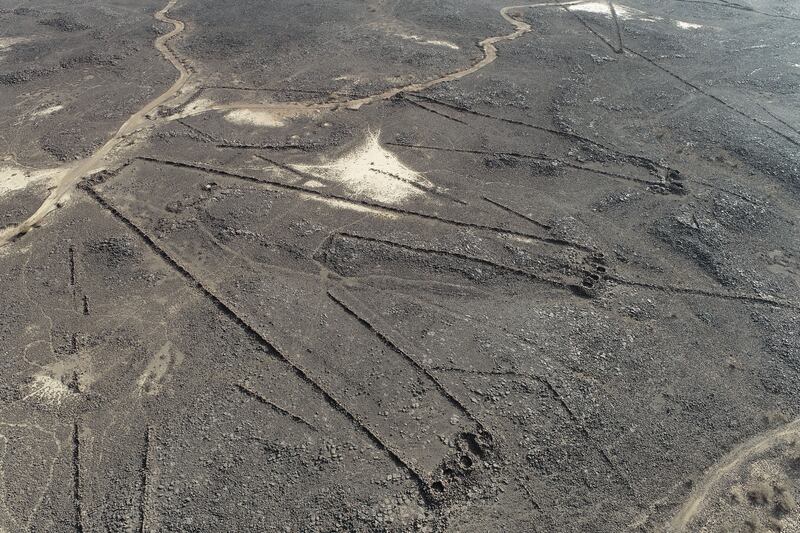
[0, 165, 63, 197]
[292, 133, 432, 205]
[225, 109, 286, 127]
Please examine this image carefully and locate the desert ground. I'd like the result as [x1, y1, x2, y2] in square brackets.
[0, 0, 799, 531]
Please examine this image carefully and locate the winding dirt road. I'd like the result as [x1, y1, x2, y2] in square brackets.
[200, 1, 583, 115]
[0, 0, 582, 247]
[0, 0, 190, 246]
[668, 416, 800, 531]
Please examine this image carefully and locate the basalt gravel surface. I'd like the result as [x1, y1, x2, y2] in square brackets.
[1, 0, 799, 531]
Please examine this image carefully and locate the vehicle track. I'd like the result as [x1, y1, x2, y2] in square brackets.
[331, 231, 591, 296]
[668, 417, 800, 531]
[0, 0, 587, 247]
[134, 155, 591, 250]
[0, 0, 190, 246]
[80, 183, 438, 506]
[193, 2, 585, 116]
[327, 287, 485, 430]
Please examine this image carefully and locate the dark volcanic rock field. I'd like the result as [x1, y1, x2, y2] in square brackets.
[0, 0, 799, 531]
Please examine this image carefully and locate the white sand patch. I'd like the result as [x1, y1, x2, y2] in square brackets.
[567, 2, 659, 21]
[569, 2, 627, 17]
[303, 179, 325, 188]
[30, 105, 64, 118]
[397, 34, 460, 50]
[23, 375, 73, 406]
[225, 109, 285, 128]
[675, 20, 703, 29]
[509, 234, 539, 246]
[426, 40, 459, 49]
[0, 37, 28, 49]
[292, 133, 431, 204]
[569, 2, 613, 15]
[0, 165, 62, 197]
[137, 341, 183, 396]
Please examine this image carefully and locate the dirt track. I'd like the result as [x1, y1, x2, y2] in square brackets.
[0, 0, 190, 246]
[669, 417, 800, 531]
[1, 0, 799, 530]
[0, 0, 578, 247]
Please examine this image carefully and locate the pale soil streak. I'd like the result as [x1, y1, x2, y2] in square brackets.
[0, 0, 582, 246]
[340, 2, 585, 110]
[0, 0, 190, 246]
[0, 422, 62, 533]
[198, 1, 585, 116]
[668, 417, 800, 531]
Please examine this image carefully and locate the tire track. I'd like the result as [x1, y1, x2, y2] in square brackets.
[403, 93, 691, 195]
[0, 0, 594, 247]
[545, 3, 800, 149]
[482, 196, 552, 230]
[397, 94, 468, 125]
[171, 2, 582, 123]
[562, 4, 621, 53]
[623, 47, 800, 150]
[537, 376, 637, 497]
[202, 84, 365, 99]
[385, 141, 673, 191]
[80, 184, 437, 506]
[135, 155, 591, 251]
[672, 0, 800, 22]
[0, 0, 191, 247]
[607, 0, 625, 53]
[234, 383, 318, 432]
[327, 287, 486, 431]
[669, 417, 800, 531]
[431, 365, 635, 496]
[332, 231, 592, 297]
[204, 2, 576, 114]
[607, 275, 800, 310]
[755, 102, 800, 139]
